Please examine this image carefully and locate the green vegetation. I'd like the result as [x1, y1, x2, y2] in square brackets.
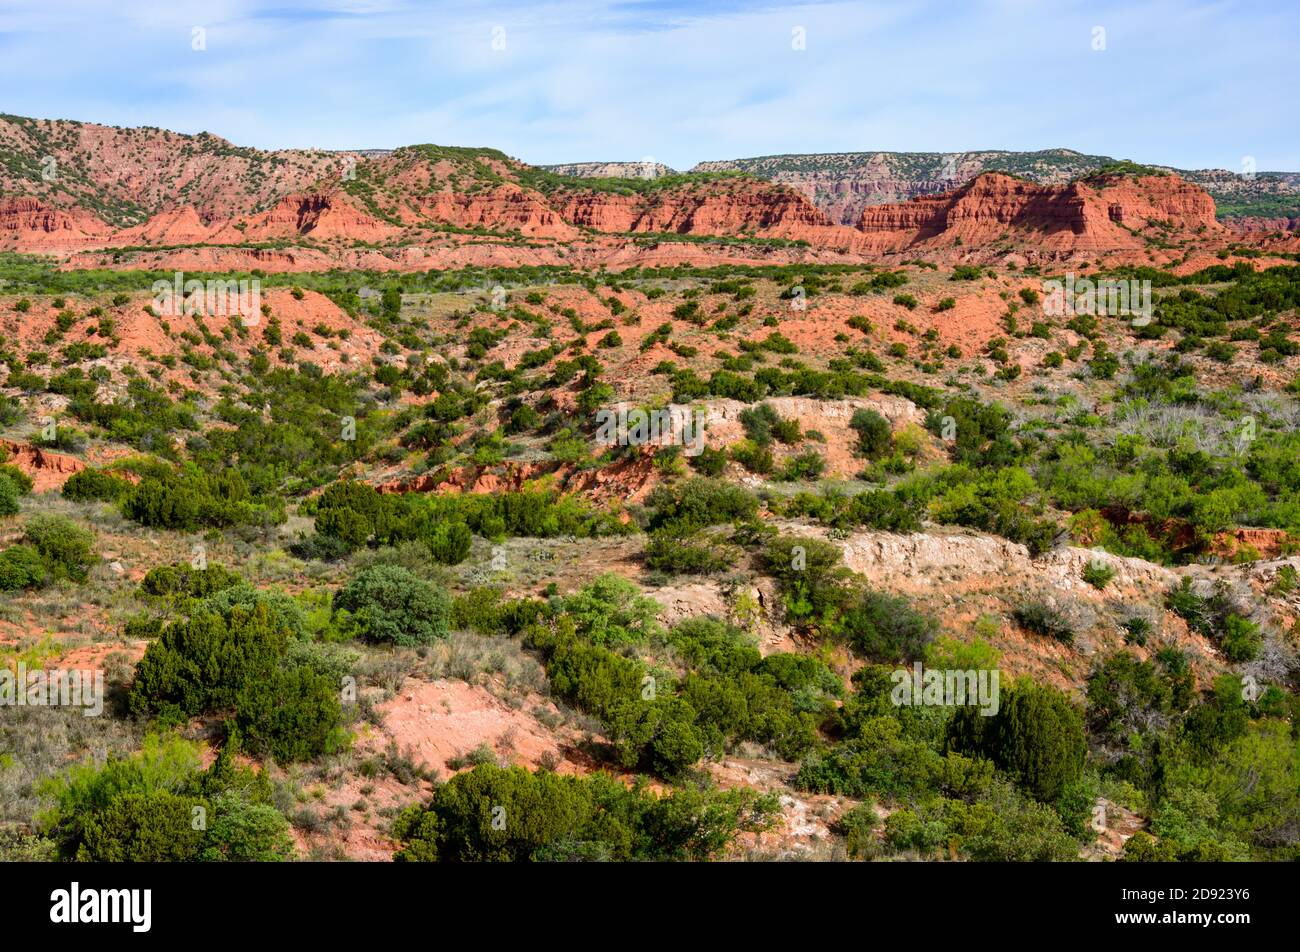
[392, 762, 777, 862]
[2, 213, 1298, 867]
[333, 565, 451, 646]
[38, 735, 293, 862]
[0, 515, 96, 591]
[129, 593, 349, 763]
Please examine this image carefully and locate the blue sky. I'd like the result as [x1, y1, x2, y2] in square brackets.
[0, 0, 1295, 171]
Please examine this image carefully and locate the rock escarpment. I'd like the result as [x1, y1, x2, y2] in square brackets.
[856, 171, 1222, 255]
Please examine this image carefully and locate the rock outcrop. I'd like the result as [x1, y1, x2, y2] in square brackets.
[856, 171, 1223, 255]
[693, 149, 1114, 225]
[0, 196, 110, 250]
[0, 439, 86, 492]
[543, 161, 678, 179]
[115, 205, 213, 245]
[209, 192, 403, 242]
[414, 185, 578, 238]
[553, 179, 840, 241]
[1227, 216, 1299, 234]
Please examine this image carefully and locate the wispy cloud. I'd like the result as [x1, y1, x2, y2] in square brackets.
[0, 0, 1294, 170]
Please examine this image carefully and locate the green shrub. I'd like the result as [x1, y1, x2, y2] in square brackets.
[762, 535, 850, 628]
[1163, 579, 1260, 660]
[946, 680, 1086, 801]
[925, 633, 1001, 671]
[79, 789, 206, 862]
[235, 665, 350, 763]
[1269, 564, 1298, 595]
[62, 468, 132, 503]
[36, 734, 202, 858]
[0, 544, 46, 590]
[391, 763, 774, 862]
[794, 714, 953, 799]
[953, 782, 1077, 861]
[1123, 830, 1179, 862]
[644, 530, 738, 575]
[129, 598, 344, 763]
[450, 587, 506, 633]
[739, 403, 781, 445]
[841, 589, 938, 662]
[1013, 600, 1075, 645]
[0, 828, 57, 862]
[0, 464, 32, 495]
[121, 469, 275, 532]
[425, 521, 473, 565]
[197, 792, 295, 862]
[1165, 578, 1214, 635]
[668, 617, 762, 676]
[201, 585, 308, 639]
[1081, 559, 1117, 590]
[290, 532, 354, 562]
[538, 626, 643, 716]
[730, 439, 773, 474]
[333, 565, 451, 646]
[120, 477, 202, 529]
[556, 573, 662, 646]
[1220, 614, 1261, 662]
[839, 804, 880, 858]
[130, 607, 291, 719]
[846, 489, 923, 532]
[778, 450, 825, 482]
[139, 562, 243, 600]
[849, 408, 892, 459]
[689, 445, 728, 476]
[0, 473, 18, 517]
[1121, 615, 1153, 646]
[506, 403, 541, 434]
[926, 398, 1019, 466]
[38, 734, 293, 861]
[23, 514, 95, 581]
[645, 478, 758, 533]
[926, 466, 1056, 553]
[315, 506, 371, 549]
[1085, 652, 1173, 746]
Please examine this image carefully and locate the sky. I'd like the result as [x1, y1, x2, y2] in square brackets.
[0, 0, 1295, 171]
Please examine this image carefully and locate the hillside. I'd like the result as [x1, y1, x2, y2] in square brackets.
[541, 161, 677, 179]
[1, 115, 1298, 870]
[0, 113, 351, 226]
[855, 169, 1225, 258]
[5, 116, 1291, 272]
[693, 150, 1300, 227]
[0, 119, 869, 260]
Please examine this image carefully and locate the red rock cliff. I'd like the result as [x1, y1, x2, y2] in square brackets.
[0, 196, 110, 249]
[857, 171, 1223, 254]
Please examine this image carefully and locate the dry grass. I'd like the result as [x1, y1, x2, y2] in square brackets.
[0, 706, 143, 825]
